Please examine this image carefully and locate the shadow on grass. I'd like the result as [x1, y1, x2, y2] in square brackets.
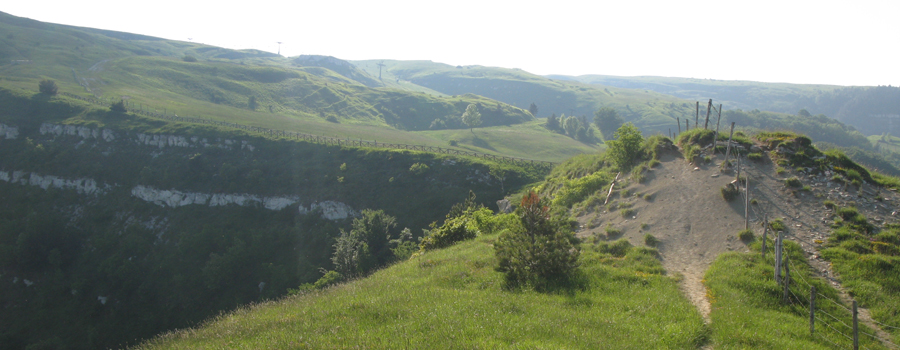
[470, 135, 497, 152]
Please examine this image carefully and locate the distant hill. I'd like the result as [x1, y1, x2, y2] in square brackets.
[353, 60, 699, 136]
[552, 74, 900, 137]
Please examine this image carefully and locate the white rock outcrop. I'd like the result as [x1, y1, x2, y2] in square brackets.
[0, 170, 108, 195]
[0, 124, 18, 139]
[131, 185, 304, 212]
[298, 201, 358, 220]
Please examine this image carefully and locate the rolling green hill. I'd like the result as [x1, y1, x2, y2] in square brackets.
[353, 59, 699, 136]
[0, 11, 600, 165]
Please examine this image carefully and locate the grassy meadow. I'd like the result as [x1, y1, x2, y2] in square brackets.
[137, 234, 708, 349]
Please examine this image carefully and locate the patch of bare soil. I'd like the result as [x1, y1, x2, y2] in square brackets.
[574, 147, 900, 349]
[576, 150, 750, 323]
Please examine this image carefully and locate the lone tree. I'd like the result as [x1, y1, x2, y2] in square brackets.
[594, 107, 624, 141]
[494, 191, 580, 290]
[606, 122, 644, 170]
[248, 96, 258, 111]
[461, 103, 482, 133]
[39, 79, 58, 95]
[528, 102, 538, 117]
[110, 100, 127, 114]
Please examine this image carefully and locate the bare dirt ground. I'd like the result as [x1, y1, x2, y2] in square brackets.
[574, 147, 899, 348]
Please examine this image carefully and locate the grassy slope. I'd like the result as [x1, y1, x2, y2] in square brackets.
[353, 60, 697, 135]
[138, 234, 707, 349]
[554, 74, 841, 115]
[1, 11, 602, 163]
[706, 242, 888, 349]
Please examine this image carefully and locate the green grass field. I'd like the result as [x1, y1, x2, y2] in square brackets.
[137, 234, 708, 349]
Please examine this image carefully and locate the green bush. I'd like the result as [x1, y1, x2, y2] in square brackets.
[769, 219, 786, 232]
[409, 162, 429, 175]
[313, 270, 344, 289]
[747, 152, 763, 162]
[419, 215, 476, 251]
[494, 192, 580, 289]
[784, 176, 802, 188]
[621, 208, 635, 218]
[597, 238, 632, 257]
[604, 224, 621, 238]
[39, 79, 58, 95]
[737, 229, 755, 242]
[721, 184, 739, 201]
[643, 234, 659, 247]
[824, 200, 836, 209]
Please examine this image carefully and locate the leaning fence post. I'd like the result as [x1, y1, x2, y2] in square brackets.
[810, 286, 816, 335]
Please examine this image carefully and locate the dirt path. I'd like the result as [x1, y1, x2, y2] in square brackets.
[577, 151, 750, 323]
[575, 147, 898, 349]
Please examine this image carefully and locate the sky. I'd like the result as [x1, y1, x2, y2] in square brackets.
[5, 0, 899, 86]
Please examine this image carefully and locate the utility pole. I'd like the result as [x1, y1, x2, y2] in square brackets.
[277, 42, 282, 56]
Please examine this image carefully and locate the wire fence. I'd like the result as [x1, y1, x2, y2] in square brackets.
[59, 92, 556, 169]
[723, 144, 897, 350]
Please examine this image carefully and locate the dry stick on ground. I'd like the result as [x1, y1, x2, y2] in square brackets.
[603, 172, 621, 205]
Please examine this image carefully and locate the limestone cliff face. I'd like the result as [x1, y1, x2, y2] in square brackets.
[0, 123, 18, 139]
[0, 170, 109, 195]
[4, 123, 359, 220]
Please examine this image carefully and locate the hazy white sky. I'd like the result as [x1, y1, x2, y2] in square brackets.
[5, 0, 899, 86]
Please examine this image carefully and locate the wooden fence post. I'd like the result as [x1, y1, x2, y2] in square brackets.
[762, 214, 768, 259]
[695, 101, 699, 128]
[853, 300, 859, 350]
[775, 231, 783, 285]
[704, 99, 712, 129]
[810, 286, 816, 335]
[783, 252, 791, 304]
[677, 118, 681, 135]
[745, 176, 750, 230]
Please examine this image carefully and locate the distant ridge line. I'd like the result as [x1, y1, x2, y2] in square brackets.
[59, 92, 556, 168]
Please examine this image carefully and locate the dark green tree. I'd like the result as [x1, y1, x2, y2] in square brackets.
[545, 113, 560, 131]
[38, 79, 58, 95]
[606, 123, 645, 170]
[110, 100, 127, 114]
[528, 102, 539, 117]
[248, 96, 258, 111]
[494, 191, 579, 289]
[594, 107, 624, 140]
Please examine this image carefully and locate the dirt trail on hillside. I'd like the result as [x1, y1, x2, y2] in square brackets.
[577, 151, 749, 323]
[576, 148, 900, 348]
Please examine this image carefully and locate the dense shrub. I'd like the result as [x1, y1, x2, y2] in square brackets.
[38, 79, 58, 95]
[494, 191, 580, 289]
[737, 229, 755, 242]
